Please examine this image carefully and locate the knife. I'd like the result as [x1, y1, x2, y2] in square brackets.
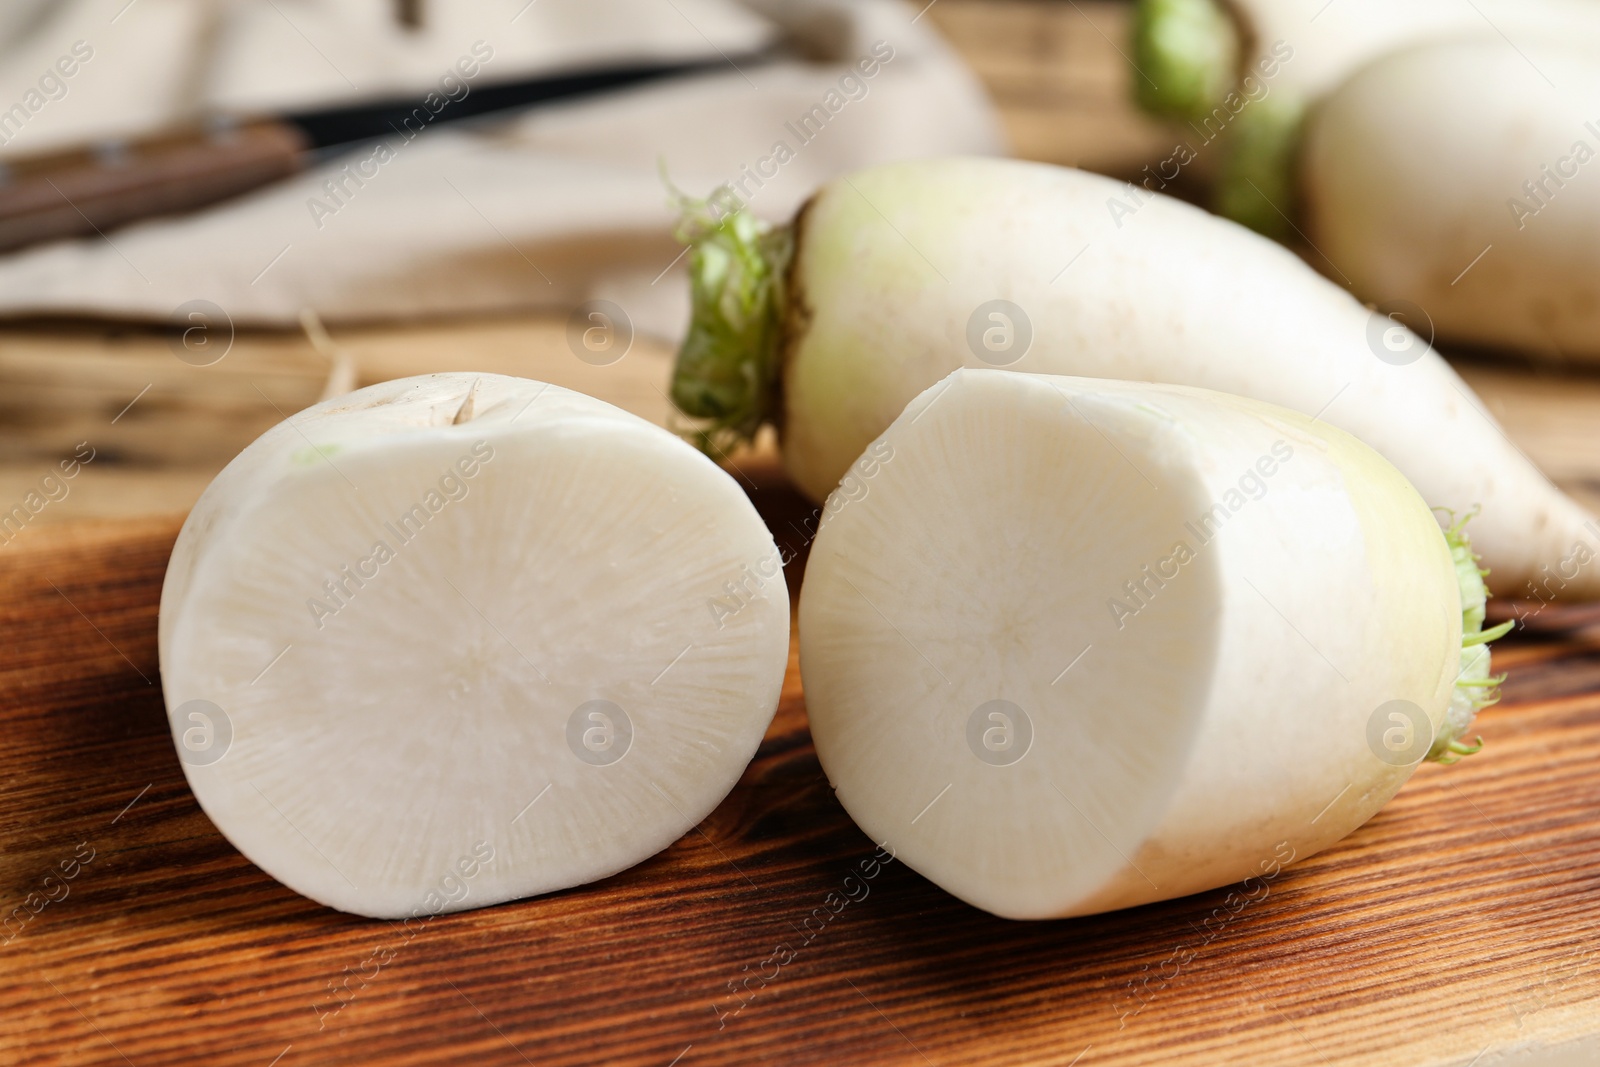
[0, 54, 761, 255]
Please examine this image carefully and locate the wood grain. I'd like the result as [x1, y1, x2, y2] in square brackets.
[5, 509, 1600, 1067]
[923, 0, 1180, 176]
[3, 9, 1600, 1059]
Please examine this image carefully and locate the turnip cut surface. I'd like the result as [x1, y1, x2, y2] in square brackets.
[799, 370, 1460, 920]
[159, 374, 790, 919]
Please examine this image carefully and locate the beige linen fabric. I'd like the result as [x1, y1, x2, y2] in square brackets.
[0, 0, 777, 156]
[0, 0, 1003, 337]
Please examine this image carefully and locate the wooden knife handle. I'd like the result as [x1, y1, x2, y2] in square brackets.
[0, 120, 307, 254]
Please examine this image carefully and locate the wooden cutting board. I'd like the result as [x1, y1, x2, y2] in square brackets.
[5, 1, 1600, 1061]
[6, 496, 1600, 1067]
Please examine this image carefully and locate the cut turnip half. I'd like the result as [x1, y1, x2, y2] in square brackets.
[800, 370, 1463, 920]
[159, 373, 789, 919]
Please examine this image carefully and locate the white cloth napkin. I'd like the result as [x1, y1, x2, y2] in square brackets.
[0, 0, 1003, 338]
[0, 0, 778, 156]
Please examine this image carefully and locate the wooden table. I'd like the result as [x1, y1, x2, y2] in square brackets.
[6, 3, 1600, 1065]
[7, 508, 1600, 1067]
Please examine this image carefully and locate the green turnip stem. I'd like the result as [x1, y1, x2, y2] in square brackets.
[1213, 91, 1307, 240]
[1133, 0, 1304, 238]
[1431, 512, 1505, 763]
[668, 191, 792, 454]
[1462, 624, 1515, 648]
[1131, 0, 1239, 122]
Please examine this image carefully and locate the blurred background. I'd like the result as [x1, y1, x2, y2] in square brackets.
[1, 0, 1596, 527]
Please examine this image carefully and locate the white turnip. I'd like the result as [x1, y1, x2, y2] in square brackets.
[1303, 39, 1600, 362]
[671, 157, 1600, 599]
[799, 369, 1498, 919]
[160, 373, 790, 919]
[1131, 0, 1600, 236]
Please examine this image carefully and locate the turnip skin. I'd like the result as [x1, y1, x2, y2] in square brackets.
[1214, 0, 1600, 102]
[799, 370, 1461, 920]
[1304, 39, 1600, 362]
[674, 157, 1600, 599]
[160, 373, 790, 919]
[1132, 0, 1600, 236]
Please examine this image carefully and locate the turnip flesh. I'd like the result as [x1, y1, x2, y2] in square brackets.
[160, 373, 790, 919]
[799, 369, 1469, 920]
[670, 156, 1600, 600]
